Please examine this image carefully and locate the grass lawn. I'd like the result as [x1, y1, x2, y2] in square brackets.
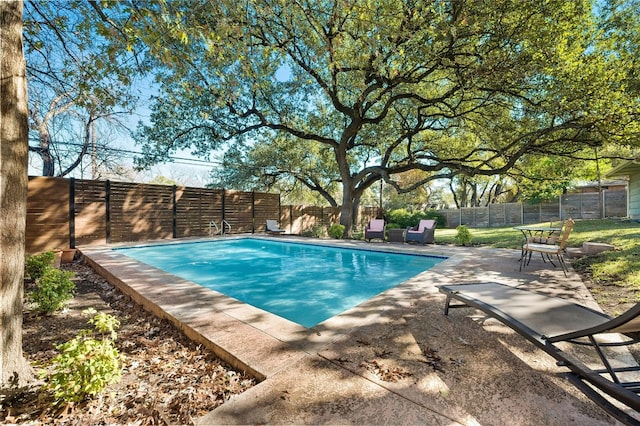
[435, 218, 640, 308]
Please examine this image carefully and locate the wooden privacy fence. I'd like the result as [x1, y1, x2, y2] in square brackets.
[437, 189, 628, 228]
[280, 205, 379, 236]
[26, 176, 379, 254]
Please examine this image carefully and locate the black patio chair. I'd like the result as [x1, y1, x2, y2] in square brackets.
[438, 282, 640, 425]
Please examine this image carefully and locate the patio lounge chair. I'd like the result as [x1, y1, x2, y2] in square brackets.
[266, 220, 286, 235]
[365, 219, 385, 242]
[438, 282, 640, 425]
[520, 218, 575, 277]
[405, 219, 436, 244]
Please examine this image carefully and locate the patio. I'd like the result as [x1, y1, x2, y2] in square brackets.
[80, 236, 633, 425]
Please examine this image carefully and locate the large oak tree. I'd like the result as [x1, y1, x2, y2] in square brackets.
[130, 0, 639, 235]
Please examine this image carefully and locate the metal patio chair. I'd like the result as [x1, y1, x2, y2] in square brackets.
[438, 282, 640, 425]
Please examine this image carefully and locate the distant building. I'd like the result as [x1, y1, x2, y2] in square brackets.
[606, 161, 640, 219]
[570, 180, 627, 193]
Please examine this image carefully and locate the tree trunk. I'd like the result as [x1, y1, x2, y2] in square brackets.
[0, 0, 34, 389]
[40, 143, 54, 176]
[339, 188, 354, 237]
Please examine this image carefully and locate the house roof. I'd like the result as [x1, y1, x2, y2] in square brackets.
[573, 179, 627, 189]
[606, 159, 640, 178]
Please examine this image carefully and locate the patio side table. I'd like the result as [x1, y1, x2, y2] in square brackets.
[387, 228, 405, 243]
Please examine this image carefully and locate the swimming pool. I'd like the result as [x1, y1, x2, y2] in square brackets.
[115, 238, 445, 328]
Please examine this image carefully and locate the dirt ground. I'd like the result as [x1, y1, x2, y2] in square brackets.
[1, 262, 256, 425]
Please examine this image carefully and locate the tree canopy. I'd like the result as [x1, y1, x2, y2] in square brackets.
[127, 0, 640, 234]
[23, 0, 145, 177]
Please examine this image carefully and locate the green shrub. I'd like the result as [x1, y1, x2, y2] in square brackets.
[386, 209, 446, 228]
[25, 251, 56, 280]
[454, 225, 473, 246]
[328, 223, 345, 239]
[29, 268, 75, 314]
[44, 309, 122, 404]
[301, 225, 325, 238]
[385, 222, 402, 229]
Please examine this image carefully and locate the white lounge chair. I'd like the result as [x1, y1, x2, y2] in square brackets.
[266, 220, 286, 235]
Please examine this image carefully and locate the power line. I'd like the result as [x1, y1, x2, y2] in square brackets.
[30, 138, 223, 167]
[29, 138, 279, 172]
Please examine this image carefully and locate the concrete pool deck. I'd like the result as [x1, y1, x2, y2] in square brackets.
[81, 236, 633, 425]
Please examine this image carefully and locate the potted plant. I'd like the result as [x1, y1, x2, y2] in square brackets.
[57, 248, 77, 264]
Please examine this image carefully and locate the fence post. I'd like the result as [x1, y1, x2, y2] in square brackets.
[69, 178, 75, 248]
[105, 180, 111, 244]
[221, 189, 226, 228]
[172, 185, 177, 238]
[289, 204, 293, 234]
[559, 195, 563, 220]
[251, 191, 255, 234]
[539, 203, 542, 223]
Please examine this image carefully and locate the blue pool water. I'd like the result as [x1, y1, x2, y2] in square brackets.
[115, 238, 445, 328]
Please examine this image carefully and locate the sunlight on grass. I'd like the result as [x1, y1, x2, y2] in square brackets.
[437, 219, 640, 293]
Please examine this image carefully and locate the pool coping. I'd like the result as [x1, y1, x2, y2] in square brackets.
[79, 235, 630, 424]
[80, 235, 464, 380]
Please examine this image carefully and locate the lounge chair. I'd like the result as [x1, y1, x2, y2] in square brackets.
[438, 282, 640, 424]
[365, 219, 385, 242]
[266, 220, 286, 235]
[405, 219, 436, 244]
[520, 218, 575, 277]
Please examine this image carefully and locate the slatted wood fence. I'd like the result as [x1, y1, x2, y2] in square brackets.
[26, 176, 379, 254]
[437, 189, 628, 228]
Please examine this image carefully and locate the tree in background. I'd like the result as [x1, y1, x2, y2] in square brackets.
[23, 0, 144, 177]
[1, 0, 34, 390]
[383, 169, 435, 211]
[129, 0, 640, 235]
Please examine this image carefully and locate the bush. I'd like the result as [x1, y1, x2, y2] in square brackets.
[385, 209, 414, 228]
[25, 251, 56, 280]
[386, 209, 446, 229]
[454, 225, 473, 246]
[301, 225, 325, 238]
[328, 223, 345, 239]
[351, 229, 364, 240]
[44, 309, 122, 404]
[29, 268, 75, 314]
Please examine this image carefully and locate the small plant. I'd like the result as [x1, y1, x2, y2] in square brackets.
[454, 225, 473, 246]
[25, 250, 56, 280]
[44, 309, 122, 404]
[328, 223, 345, 239]
[301, 225, 325, 238]
[29, 268, 75, 314]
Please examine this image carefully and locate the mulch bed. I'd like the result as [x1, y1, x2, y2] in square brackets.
[1, 261, 256, 425]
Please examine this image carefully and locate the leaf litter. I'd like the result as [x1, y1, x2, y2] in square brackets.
[1, 262, 256, 425]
